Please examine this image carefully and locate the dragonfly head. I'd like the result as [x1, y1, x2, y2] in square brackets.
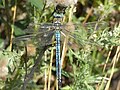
[54, 4, 67, 14]
[53, 4, 67, 18]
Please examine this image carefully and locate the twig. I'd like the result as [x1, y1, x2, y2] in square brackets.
[105, 46, 120, 90]
[48, 47, 54, 90]
[21, 46, 48, 90]
[10, 0, 17, 51]
[83, 7, 93, 25]
[103, 46, 113, 72]
[44, 51, 48, 90]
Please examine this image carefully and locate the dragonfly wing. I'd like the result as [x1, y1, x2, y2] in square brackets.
[24, 23, 54, 34]
[13, 21, 109, 47]
[61, 21, 109, 36]
[13, 22, 55, 46]
[83, 21, 109, 30]
[60, 21, 109, 46]
[34, 30, 55, 46]
[13, 30, 55, 47]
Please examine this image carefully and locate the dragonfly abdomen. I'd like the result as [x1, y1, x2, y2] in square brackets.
[55, 30, 62, 89]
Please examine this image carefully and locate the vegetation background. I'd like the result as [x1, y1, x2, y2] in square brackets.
[0, 0, 120, 90]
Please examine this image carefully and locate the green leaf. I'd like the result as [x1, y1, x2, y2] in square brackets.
[61, 85, 72, 90]
[0, 39, 4, 48]
[0, 0, 5, 8]
[28, 0, 44, 10]
[14, 25, 25, 36]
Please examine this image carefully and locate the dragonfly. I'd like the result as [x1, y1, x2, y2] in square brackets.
[13, 4, 108, 90]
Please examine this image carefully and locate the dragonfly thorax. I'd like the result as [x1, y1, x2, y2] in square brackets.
[53, 21, 62, 30]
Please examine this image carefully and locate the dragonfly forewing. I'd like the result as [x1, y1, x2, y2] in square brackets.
[24, 21, 108, 33]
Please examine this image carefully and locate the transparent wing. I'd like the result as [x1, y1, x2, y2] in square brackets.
[22, 21, 108, 37]
[13, 27, 55, 47]
[24, 23, 55, 34]
[60, 21, 109, 38]
[60, 21, 109, 47]
[13, 21, 109, 47]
